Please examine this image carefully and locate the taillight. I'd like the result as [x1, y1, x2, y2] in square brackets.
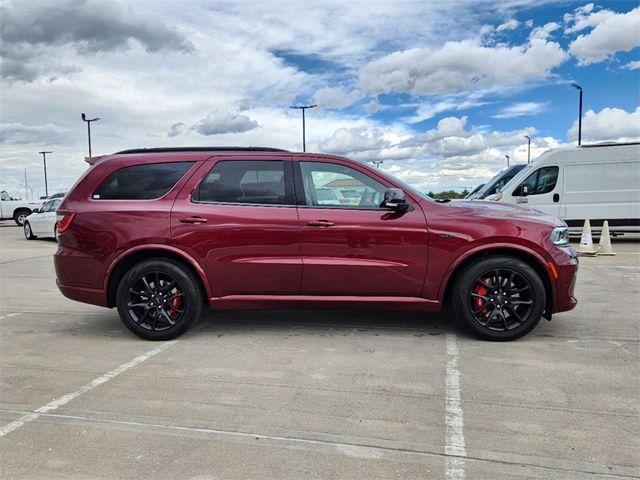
[56, 211, 76, 234]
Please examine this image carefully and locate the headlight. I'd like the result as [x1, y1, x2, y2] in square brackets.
[550, 226, 569, 246]
[485, 193, 503, 201]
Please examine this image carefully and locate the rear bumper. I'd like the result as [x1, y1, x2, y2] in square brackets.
[54, 245, 109, 307]
[56, 280, 109, 307]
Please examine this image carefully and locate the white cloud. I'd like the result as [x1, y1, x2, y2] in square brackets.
[563, 4, 612, 34]
[192, 111, 259, 135]
[496, 19, 519, 32]
[492, 101, 547, 119]
[529, 22, 560, 40]
[567, 107, 640, 142]
[358, 39, 567, 96]
[623, 61, 640, 70]
[569, 7, 640, 65]
[321, 127, 390, 155]
[313, 86, 360, 109]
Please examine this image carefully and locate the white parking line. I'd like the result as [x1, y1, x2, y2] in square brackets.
[0, 313, 21, 321]
[445, 332, 466, 480]
[0, 340, 178, 437]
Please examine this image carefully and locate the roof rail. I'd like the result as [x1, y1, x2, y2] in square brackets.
[580, 141, 640, 148]
[114, 147, 289, 154]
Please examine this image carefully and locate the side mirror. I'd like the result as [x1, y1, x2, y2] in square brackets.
[32, 208, 40, 214]
[382, 188, 411, 212]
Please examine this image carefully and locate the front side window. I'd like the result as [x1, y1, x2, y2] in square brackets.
[194, 160, 288, 205]
[300, 162, 387, 208]
[93, 162, 193, 200]
[41, 199, 60, 212]
[517, 166, 559, 196]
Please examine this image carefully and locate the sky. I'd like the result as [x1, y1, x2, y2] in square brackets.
[1, 0, 639, 198]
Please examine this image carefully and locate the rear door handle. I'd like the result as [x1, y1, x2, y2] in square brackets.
[307, 220, 334, 227]
[179, 216, 208, 224]
[553, 193, 560, 203]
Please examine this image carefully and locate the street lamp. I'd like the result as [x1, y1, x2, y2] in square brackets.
[289, 104, 317, 152]
[371, 160, 383, 169]
[505, 154, 510, 167]
[570, 83, 583, 146]
[81, 113, 100, 157]
[39, 151, 53, 197]
[524, 135, 531, 164]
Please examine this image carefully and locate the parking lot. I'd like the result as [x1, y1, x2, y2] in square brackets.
[0, 223, 638, 479]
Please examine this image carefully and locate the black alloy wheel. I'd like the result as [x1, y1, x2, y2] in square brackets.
[116, 259, 202, 340]
[451, 256, 545, 341]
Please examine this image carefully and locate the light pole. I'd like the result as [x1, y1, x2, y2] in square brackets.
[39, 151, 53, 197]
[570, 83, 583, 145]
[371, 160, 383, 169]
[289, 104, 317, 152]
[524, 135, 531, 164]
[81, 113, 100, 157]
[505, 154, 510, 168]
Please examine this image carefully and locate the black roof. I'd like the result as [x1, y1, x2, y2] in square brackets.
[115, 147, 289, 154]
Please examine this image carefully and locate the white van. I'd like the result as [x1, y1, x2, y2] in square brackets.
[485, 142, 640, 232]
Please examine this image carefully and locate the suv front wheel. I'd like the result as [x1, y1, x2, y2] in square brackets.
[116, 259, 203, 340]
[451, 256, 545, 341]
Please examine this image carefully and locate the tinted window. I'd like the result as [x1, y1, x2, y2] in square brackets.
[93, 162, 193, 200]
[194, 160, 287, 205]
[300, 162, 387, 208]
[518, 166, 559, 196]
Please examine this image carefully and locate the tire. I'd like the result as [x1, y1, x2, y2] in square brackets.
[14, 209, 30, 226]
[116, 258, 203, 340]
[24, 221, 37, 240]
[450, 255, 545, 341]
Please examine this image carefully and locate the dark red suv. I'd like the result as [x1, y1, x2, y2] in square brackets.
[54, 147, 578, 341]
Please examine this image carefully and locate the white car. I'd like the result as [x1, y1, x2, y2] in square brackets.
[23, 198, 61, 240]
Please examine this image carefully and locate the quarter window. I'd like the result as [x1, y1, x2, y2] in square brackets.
[194, 160, 288, 205]
[518, 166, 559, 195]
[300, 162, 388, 208]
[93, 162, 193, 200]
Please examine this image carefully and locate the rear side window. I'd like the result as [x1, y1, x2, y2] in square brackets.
[93, 162, 193, 200]
[193, 160, 288, 205]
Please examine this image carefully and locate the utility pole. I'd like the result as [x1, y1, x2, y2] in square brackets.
[505, 154, 510, 168]
[39, 151, 53, 197]
[24, 168, 28, 200]
[570, 83, 583, 145]
[81, 113, 101, 157]
[524, 135, 531, 164]
[371, 160, 383, 169]
[289, 105, 317, 152]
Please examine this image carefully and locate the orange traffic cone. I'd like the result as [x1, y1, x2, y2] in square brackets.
[597, 220, 616, 256]
[577, 219, 598, 256]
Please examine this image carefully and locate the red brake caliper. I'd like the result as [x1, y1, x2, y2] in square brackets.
[167, 295, 182, 318]
[473, 281, 489, 315]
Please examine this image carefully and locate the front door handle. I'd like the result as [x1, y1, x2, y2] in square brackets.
[179, 216, 208, 224]
[307, 220, 334, 227]
[553, 193, 560, 203]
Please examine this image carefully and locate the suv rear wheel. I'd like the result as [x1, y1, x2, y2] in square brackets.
[116, 259, 203, 340]
[451, 256, 545, 341]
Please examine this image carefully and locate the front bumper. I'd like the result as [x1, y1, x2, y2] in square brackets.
[551, 247, 578, 313]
